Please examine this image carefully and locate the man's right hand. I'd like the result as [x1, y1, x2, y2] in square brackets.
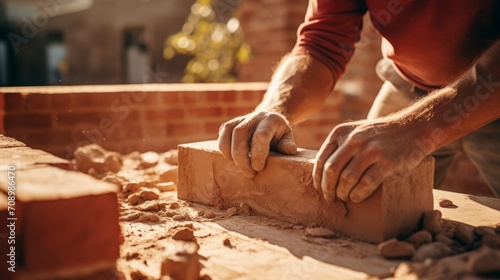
[218, 111, 298, 178]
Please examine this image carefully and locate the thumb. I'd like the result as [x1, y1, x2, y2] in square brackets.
[276, 131, 297, 155]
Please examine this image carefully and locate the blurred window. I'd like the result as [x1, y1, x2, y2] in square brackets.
[46, 31, 67, 85]
[0, 40, 7, 85]
[124, 27, 149, 84]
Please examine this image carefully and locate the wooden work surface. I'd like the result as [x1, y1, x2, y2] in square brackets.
[117, 189, 500, 280]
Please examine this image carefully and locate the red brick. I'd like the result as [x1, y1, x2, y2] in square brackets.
[25, 94, 48, 110]
[72, 93, 120, 108]
[226, 106, 255, 117]
[4, 113, 52, 129]
[187, 107, 223, 118]
[0, 166, 119, 276]
[183, 92, 202, 103]
[162, 92, 180, 104]
[178, 140, 435, 243]
[56, 112, 104, 126]
[4, 93, 25, 111]
[0, 147, 68, 168]
[221, 92, 238, 102]
[166, 123, 202, 136]
[204, 121, 222, 134]
[49, 94, 72, 109]
[206, 91, 221, 102]
[26, 131, 73, 147]
[0, 134, 26, 148]
[4, 131, 27, 143]
[146, 109, 185, 120]
[241, 92, 263, 102]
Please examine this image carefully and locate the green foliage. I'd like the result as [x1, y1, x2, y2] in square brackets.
[163, 0, 251, 83]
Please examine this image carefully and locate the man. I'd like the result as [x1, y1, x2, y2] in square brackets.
[218, 1, 500, 202]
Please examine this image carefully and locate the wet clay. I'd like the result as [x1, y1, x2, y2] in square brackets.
[177, 140, 435, 243]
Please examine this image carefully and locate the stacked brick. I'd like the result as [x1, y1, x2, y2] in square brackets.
[0, 135, 120, 279]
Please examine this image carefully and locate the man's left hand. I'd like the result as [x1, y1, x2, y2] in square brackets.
[313, 118, 432, 203]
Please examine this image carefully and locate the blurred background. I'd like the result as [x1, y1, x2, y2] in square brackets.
[0, 0, 303, 86]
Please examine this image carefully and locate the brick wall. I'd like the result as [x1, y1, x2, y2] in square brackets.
[0, 84, 343, 160]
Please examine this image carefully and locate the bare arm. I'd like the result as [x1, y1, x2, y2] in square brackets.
[256, 53, 335, 125]
[218, 53, 334, 178]
[218, 0, 365, 178]
[314, 40, 500, 203]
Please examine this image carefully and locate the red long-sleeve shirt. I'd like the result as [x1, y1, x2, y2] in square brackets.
[294, 0, 499, 90]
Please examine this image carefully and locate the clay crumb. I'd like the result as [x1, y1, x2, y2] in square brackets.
[223, 238, 233, 248]
[139, 188, 160, 201]
[126, 252, 141, 261]
[127, 193, 144, 205]
[136, 200, 160, 211]
[172, 228, 196, 242]
[412, 242, 451, 262]
[467, 247, 500, 275]
[138, 213, 161, 223]
[422, 210, 443, 235]
[240, 203, 252, 216]
[130, 270, 148, 280]
[474, 226, 496, 237]
[159, 210, 177, 217]
[156, 182, 176, 192]
[161, 242, 201, 280]
[482, 234, 500, 249]
[120, 212, 142, 221]
[434, 233, 456, 247]
[169, 202, 181, 209]
[438, 198, 456, 208]
[226, 207, 238, 217]
[305, 227, 337, 238]
[406, 230, 432, 248]
[203, 211, 216, 219]
[197, 210, 206, 217]
[123, 182, 140, 194]
[454, 224, 477, 246]
[377, 239, 415, 259]
[172, 214, 185, 221]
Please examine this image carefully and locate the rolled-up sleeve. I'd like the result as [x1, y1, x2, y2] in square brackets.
[293, 0, 367, 81]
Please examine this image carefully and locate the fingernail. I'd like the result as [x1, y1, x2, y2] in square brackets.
[251, 160, 265, 172]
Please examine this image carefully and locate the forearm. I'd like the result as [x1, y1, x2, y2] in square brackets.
[391, 41, 500, 153]
[256, 52, 336, 125]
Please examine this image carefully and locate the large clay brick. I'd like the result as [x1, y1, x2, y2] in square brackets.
[0, 146, 69, 169]
[178, 140, 434, 243]
[0, 166, 120, 278]
[0, 135, 26, 148]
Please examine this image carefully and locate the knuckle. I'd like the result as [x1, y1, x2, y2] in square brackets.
[232, 124, 247, 135]
[361, 173, 377, 186]
[323, 163, 338, 177]
[253, 128, 273, 142]
[340, 170, 358, 183]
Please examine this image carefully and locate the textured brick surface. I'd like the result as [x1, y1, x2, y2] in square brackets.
[178, 140, 435, 243]
[0, 136, 120, 279]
